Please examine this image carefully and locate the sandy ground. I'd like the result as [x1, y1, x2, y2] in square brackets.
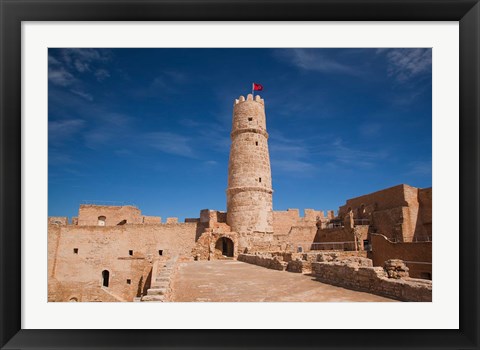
[170, 260, 397, 302]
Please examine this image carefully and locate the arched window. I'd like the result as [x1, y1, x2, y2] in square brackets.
[98, 216, 106, 226]
[102, 270, 110, 287]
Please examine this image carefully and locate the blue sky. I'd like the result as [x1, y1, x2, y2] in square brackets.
[48, 48, 432, 220]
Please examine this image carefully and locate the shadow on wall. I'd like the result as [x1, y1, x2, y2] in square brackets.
[370, 233, 432, 279]
[140, 268, 152, 297]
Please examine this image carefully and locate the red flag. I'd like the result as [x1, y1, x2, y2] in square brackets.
[253, 83, 263, 91]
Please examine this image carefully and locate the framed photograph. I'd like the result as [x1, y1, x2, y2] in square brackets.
[1, 0, 479, 349]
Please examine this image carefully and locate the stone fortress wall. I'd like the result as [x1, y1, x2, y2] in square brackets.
[48, 207, 198, 302]
[48, 93, 432, 302]
[337, 184, 432, 242]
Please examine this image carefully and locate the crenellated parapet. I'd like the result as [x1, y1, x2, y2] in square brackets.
[234, 94, 264, 105]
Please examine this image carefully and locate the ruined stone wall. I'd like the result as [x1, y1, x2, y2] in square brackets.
[237, 253, 288, 271]
[239, 251, 368, 273]
[370, 233, 432, 279]
[48, 222, 198, 301]
[77, 205, 143, 226]
[226, 94, 273, 247]
[312, 260, 432, 302]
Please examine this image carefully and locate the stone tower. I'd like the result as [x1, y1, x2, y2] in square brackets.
[226, 94, 273, 251]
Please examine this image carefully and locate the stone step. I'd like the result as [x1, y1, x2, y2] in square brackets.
[147, 288, 167, 295]
[141, 295, 165, 302]
[155, 277, 170, 283]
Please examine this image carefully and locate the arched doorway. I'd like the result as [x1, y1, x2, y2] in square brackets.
[215, 237, 234, 257]
[102, 270, 110, 287]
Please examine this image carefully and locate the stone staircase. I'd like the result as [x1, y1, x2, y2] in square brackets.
[141, 256, 178, 302]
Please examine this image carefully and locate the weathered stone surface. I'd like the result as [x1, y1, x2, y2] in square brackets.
[286, 259, 312, 274]
[237, 253, 287, 271]
[384, 259, 410, 279]
[312, 259, 431, 302]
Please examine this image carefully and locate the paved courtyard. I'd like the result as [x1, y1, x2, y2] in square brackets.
[170, 260, 397, 302]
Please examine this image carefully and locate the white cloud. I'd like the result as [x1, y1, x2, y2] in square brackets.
[49, 119, 85, 144]
[272, 159, 315, 173]
[275, 49, 360, 76]
[359, 122, 381, 137]
[94, 69, 110, 81]
[70, 89, 93, 101]
[146, 132, 196, 158]
[312, 137, 388, 169]
[269, 131, 316, 175]
[61, 49, 111, 73]
[48, 55, 61, 65]
[49, 49, 112, 89]
[48, 67, 76, 86]
[381, 49, 431, 82]
[407, 160, 432, 176]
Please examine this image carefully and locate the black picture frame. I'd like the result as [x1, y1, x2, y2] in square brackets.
[1, 0, 479, 349]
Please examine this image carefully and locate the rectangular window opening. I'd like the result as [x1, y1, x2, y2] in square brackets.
[259, 177, 262, 183]
[255, 141, 258, 146]
[129, 250, 133, 256]
[73, 248, 78, 254]
[158, 250, 163, 256]
[126, 279, 131, 284]
[248, 117, 253, 121]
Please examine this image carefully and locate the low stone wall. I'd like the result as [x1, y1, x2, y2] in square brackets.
[286, 259, 311, 273]
[237, 253, 287, 271]
[241, 251, 370, 274]
[312, 260, 432, 302]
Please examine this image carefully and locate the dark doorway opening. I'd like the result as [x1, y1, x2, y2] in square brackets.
[102, 270, 110, 287]
[215, 237, 234, 257]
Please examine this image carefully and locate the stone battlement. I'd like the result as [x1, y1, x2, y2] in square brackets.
[234, 94, 264, 105]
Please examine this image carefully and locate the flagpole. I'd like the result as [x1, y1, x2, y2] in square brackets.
[252, 83, 254, 97]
